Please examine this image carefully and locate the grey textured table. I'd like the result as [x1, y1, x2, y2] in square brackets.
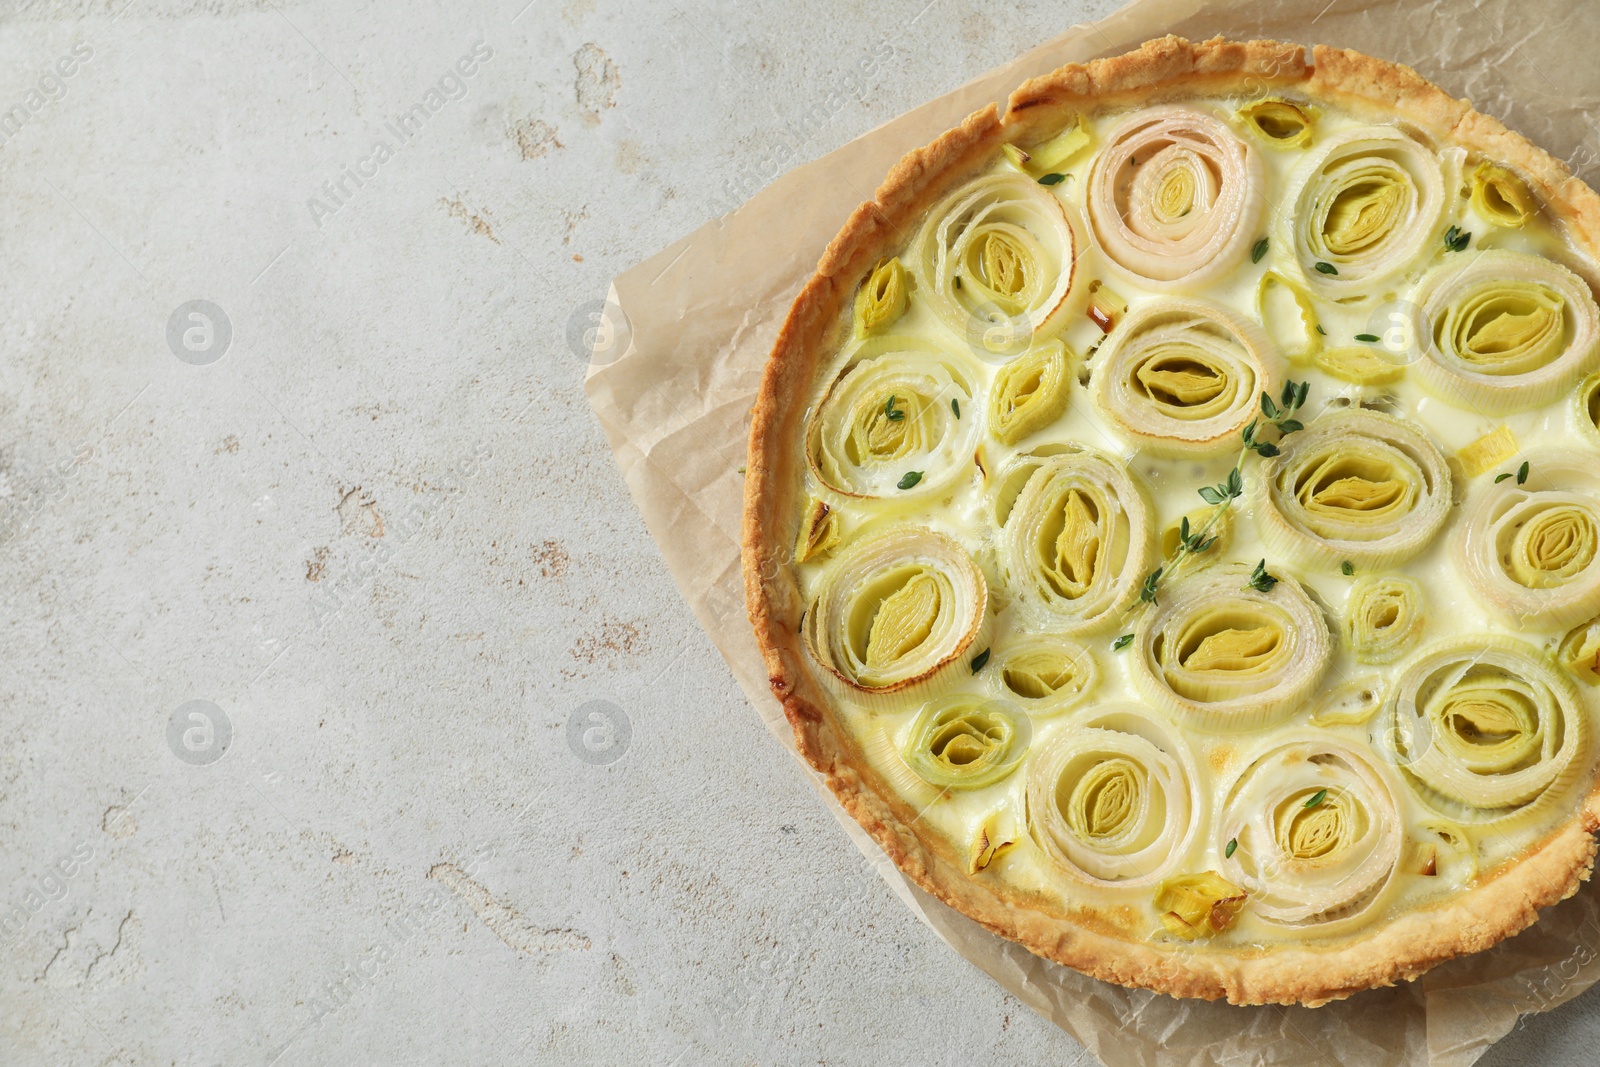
[1, 1, 1597, 1063]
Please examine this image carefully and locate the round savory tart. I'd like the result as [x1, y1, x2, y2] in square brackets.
[741, 35, 1600, 1006]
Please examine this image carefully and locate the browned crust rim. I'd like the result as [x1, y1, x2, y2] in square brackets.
[741, 33, 1600, 1006]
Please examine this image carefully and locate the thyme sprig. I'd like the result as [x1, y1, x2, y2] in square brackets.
[1133, 380, 1311, 608]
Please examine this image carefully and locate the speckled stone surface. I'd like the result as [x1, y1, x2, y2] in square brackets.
[0, 2, 1597, 1064]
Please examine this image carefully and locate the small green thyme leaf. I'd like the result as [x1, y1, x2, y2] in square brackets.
[1198, 484, 1225, 506]
[1252, 237, 1269, 264]
[951, 397, 960, 419]
[885, 394, 904, 421]
[1113, 633, 1135, 651]
[1444, 224, 1471, 252]
[1276, 419, 1303, 435]
[1518, 460, 1530, 484]
[1261, 392, 1280, 419]
[1341, 560, 1355, 576]
[1247, 558, 1279, 593]
[970, 648, 991, 673]
[1253, 442, 1280, 458]
[1315, 324, 1326, 335]
[1314, 261, 1338, 275]
[1305, 788, 1328, 808]
[1355, 333, 1380, 343]
[1225, 838, 1238, 859]
[897, 470, 922, 490]
[1495, 472, 1513, 483]
[1038, 172, 1067, 186]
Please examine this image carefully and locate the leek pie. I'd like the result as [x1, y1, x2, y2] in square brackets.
[742, 36, 1600, 1005]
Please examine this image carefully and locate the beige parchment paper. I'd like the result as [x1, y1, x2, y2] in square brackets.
[584, 1, 1600, 1062]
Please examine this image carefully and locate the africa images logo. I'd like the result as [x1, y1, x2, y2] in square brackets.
[306, 41, 493, 228]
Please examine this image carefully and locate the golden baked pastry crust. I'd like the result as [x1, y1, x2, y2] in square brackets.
[741, 34, 1600, 1006]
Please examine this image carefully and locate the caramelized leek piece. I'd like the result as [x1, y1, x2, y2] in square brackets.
[1256, 409, 1452, 570]
[1344, 577, 1425, 664]
[1239, 98, 1314, 149]
[1086, 280, 1127, 333]
[1220, 737, 1402, 928]
[1380, 636, 1586, 824]
[1414, 820, 1477, 883]
[794, 497, 841, 564]
[852, 257, 910, 336]
[992, 633, 1096, 716]
[1415, 250, 1600, 414]
[1558, 617, 1600, 684]
[998, 445, 1155, 633]
[803, 526, 989, 699]
[988, 341, 1072, 445]
[1470, 161, 1538, 228]
[913, 172, 1076, 353]
[1089, 296, 1286, 458]
[1086, 105, 1264, 289]
[1027, 704, 1200, 886]
[806, 335, 979, 498]
[903, 695, 1027, 790]
[1129, 564, 1332, 731]
[1156, 871, 1246, 939]
[1282, 126, 1445, 297]
[1457, 425, 1518, 478]
[968, 807, 1020, 873]
[1457, 450, 1600, 628]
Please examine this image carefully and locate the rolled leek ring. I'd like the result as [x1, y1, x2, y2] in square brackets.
[912, 171, 1076, 354]
[988, 340, 1073, 445]
[1282, 125, 1445, 298]
[997, 445, 1155, 633]
[1088, 296, 1286, 458]
[902, 694, 1029, 790]
[1559, 617, 1600, 685]
[805, 334, 980, 498]
[1238, 98, 1314, 150]
[1130, 563, 1333, 732]
[1085, 105, 1264, 289]
[1027, 703, 1200, 887]
[1256, 408, 1452, 570]
[1414, 250, 1600, 414]
[1575, 369, 1600, 451]
[990, 633, 1097, 716]
[802, 526, 989, 700]
[1456, 449, 1600, 629]
[1344, 576, 1426, 665]
[1219, 735, 1403, 929]
[1377, 636, 1587, 824]
[852, 257, 910, 336]
[1470, 161, 1538, 229]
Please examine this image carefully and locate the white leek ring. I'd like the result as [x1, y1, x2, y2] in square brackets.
[806, 334, 980, 499]
[912, 171, 1076, 354]
[1281, 125, 1445, 298]
[1414, 250, 1600, 415]
[1256, 408, 1452, 570]
[1377, 636, 1587, 824]
[1027, 703, 1201, 887]
[1130, 563, 1333, 732]
[1219, 735, 1403, 929]
[1085, 105, 1264, 289]
[997, 444, 1155, 633]
[1456, 449, 1600, 629]
[1089, 297, 1285, 458]
[802, 526, 989, 702]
